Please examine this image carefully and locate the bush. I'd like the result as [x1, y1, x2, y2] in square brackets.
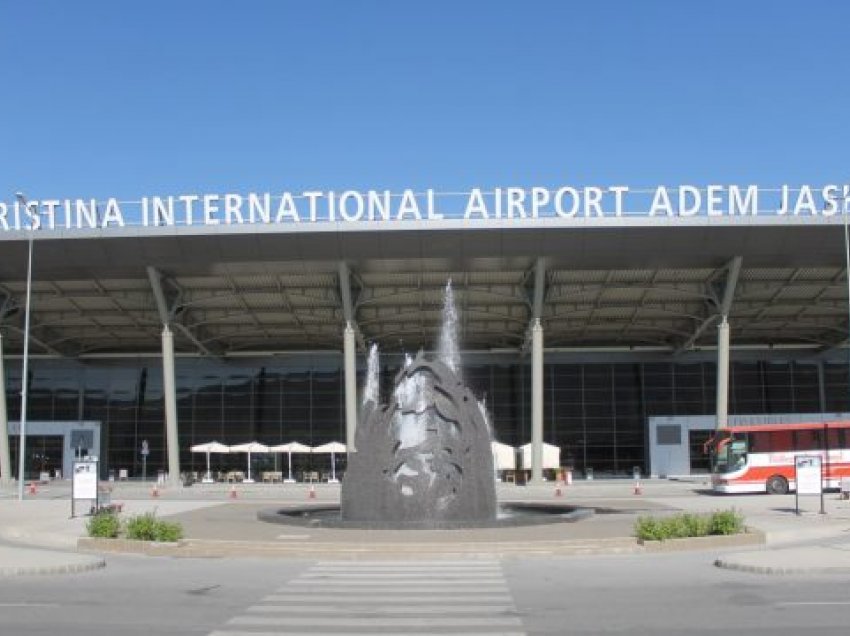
[125, 512, 159, 541]
[153, 519, 184, 542]
[635, 509, 744, 542]
[125, 512, 184, 542]
[86, 510, 121, 538]
[708, 509, 745, 535]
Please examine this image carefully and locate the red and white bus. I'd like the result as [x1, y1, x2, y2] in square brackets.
[708, 420, 850, 494]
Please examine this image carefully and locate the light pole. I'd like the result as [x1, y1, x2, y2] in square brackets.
[14, 192, 35, 501]
[844, 187, 850, 420]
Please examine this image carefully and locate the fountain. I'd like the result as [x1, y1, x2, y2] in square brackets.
[258, 280, 591, 529]
[340, 280, 496, 527]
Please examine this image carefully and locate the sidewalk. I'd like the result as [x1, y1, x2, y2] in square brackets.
[1, 479, 849, 575]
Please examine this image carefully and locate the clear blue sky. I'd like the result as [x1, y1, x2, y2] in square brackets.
[2, 1, 848, 203]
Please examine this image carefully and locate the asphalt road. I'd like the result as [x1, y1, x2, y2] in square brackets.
[1, 551, 849, 636]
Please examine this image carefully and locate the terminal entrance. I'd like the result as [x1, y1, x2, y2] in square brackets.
[8, 435, 64, 480]
[688, 430, 712, 474]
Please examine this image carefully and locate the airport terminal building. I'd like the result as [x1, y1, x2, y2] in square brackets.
[1, 184, 849, 483]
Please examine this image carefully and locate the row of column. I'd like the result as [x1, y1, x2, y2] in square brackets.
[340, 314, 731, 484]
[0, 316, 733, 487]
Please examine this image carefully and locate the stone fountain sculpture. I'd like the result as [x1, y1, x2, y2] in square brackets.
[341, 282, 497, 527]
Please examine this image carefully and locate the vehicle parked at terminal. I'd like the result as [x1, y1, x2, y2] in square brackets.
[709, 421, 850, 494]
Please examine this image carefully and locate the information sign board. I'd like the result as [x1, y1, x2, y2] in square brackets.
[795, 455, 825, 515]
[796, 455, 822, 495]
[72, 460, 99, 517]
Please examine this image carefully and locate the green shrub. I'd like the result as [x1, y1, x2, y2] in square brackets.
[125, 512, 183, 542]
[86, 510, 121, 538]
[153, 519, 184, 542]
[634, 516, 665, 541]
[635, 509, 744, 541]
[125, 512, 159, 541]
[708, 509, 745, 535]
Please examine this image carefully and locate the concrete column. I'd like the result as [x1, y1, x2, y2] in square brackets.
[0, 333, 11, 485]
[817, 361, 827, 413]
[343, 322, 357, 451]
[161, 326, 181, 485]
[531, 320, 544, 482]
[716, 317, 730, 430]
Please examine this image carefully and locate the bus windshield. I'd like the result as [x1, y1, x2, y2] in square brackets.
[710, 432, 748, 474]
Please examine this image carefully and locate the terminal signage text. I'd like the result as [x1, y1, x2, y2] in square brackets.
[1, 184, 849, 232]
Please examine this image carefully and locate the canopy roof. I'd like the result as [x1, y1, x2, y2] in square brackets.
[1, 222, 848, 358]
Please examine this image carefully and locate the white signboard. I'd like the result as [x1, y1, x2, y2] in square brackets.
[73, 460, 98, 500]
[795, 455, 822, 495]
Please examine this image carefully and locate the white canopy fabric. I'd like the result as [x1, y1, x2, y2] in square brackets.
[520, 442, 561, 469]
[269, 442, 312, 453]
[491, 441, 516, 470]
[190, 441, 230, 454]
[312, 441, 347, 454]
[190, 441, 230, 481]
[229, 441, 270, 482]
[269, 442, 312, 482]
[230, 442, 270, 453]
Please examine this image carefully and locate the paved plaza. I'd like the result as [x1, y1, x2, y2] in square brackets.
[2, 478, 850, 576]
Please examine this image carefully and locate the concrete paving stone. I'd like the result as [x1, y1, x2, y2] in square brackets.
[2, 478, 850, 572]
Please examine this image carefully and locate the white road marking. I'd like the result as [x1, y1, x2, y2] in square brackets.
[262, 593, 513, 603]
[229, 615, 524, 627]
[209, 558, 525, 635]
[246, 603, 515, 614]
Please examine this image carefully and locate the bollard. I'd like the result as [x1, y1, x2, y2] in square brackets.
[28, 481, 37, 495]
[229, 484, 238, 499]
[633, 479, 642, 495]
[308, 485, 316, 499]
[151, 484, 159, 498]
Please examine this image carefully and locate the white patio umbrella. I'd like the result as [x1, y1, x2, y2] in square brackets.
[520, 442, 561, 470]
[229, 441, 270, 483]
[491, 440, 516, 476]
[269, 442, 312, 483]
[190, 441, 230, 483]
[312, 441, 347, 483]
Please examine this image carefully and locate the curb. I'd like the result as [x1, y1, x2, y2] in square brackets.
[78, 537, 187, 557]
[639, 529, 765, 553]
[79, 536, 642, 559]
[0, 558, 106, 577]
[713, 559, 850, 575]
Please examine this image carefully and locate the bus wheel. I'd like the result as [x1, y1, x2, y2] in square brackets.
[766, 475, 789, 495]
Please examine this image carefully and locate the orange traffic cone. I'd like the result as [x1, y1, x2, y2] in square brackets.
[229, 485, 238, 499]
[633, 479, 642, 495]
[308, 485, 316, 499]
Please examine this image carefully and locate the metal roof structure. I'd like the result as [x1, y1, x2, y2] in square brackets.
[0, 221, 848, 358]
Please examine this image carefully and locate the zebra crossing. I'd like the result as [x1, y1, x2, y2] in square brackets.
[208, 559, 526, 635]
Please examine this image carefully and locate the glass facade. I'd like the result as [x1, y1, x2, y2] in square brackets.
[2, 355, 847, 479]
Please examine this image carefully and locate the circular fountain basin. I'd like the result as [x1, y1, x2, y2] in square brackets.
[257, 502, 593, 530]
